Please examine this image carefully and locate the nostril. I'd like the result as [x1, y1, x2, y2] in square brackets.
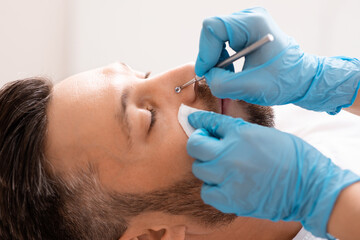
[189, 81, 198, 103]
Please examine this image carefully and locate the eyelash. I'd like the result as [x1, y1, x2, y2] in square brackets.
[148, 108, 157, 132]
[144, 71, 151, 79]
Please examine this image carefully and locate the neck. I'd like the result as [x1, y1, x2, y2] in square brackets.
[186, 217, 302, 240]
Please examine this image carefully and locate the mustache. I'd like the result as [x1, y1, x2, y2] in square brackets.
[194, 80, 213, 100]
[194, 80, 275, 127]
[194, 80, 219, 113]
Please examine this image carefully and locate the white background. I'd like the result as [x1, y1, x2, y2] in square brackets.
[1, 0, 360, 84]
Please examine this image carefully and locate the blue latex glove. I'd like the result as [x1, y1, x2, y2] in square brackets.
[195, 7, 360, 114]
[187, 111, 360, 238]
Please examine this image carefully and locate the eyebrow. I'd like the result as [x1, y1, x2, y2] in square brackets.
[116, 85, 133, 147]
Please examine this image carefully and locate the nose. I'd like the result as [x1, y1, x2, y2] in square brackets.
[144, 63, 197, 106]
[173, 66, 197, 105]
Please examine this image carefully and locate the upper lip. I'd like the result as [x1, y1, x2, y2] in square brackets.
[193, 80, 224, 114]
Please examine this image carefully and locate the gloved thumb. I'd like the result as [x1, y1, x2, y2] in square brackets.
[188, 111, 244, 138]
[205, 66, 275, 104]
[187, 128, 223, 161]
[204, 67, 239, 99]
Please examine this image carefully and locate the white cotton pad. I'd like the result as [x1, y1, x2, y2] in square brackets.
[178, 104, 202, 138]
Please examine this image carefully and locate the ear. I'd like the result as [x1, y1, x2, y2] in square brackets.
[120, 225, 186, 240]
[119, 212, 186, 240]
[153, 225, 186, 240]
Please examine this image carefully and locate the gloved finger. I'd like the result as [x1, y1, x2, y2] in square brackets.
[204, 66, 275, 104]
[222, 7, 270, 52]
[200, 183, 235, 214]
[188, 110, 246, 138]
[218, 45, 235, 72]
[187, 128, 223, 161]
[192, 159, 227, 184]
[196, 7, 273, 77]
[195, 17, 229, 77]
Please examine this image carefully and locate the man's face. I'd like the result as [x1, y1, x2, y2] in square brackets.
[46, 62, 273, 229]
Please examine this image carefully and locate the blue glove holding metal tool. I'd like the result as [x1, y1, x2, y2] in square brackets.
[195, 7, 360, 114]
[187, 110, 360, 238]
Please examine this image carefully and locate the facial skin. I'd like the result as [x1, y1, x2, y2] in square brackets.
[46, 62, 301, 240]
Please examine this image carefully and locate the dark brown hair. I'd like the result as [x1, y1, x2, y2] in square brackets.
[0, 77, 67, 239]
[0, 78, 129, 239]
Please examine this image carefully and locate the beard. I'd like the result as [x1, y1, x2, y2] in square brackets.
[108, 81, 275, 230]
[112, 172, 237, 228]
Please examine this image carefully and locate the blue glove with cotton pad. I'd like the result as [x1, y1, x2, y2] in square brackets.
[195, 7, 360, 114]
[186, 110, 360, 238]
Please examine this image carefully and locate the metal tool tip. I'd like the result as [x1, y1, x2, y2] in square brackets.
[267, 33, 274, 42]
[175, 86, 181, 93]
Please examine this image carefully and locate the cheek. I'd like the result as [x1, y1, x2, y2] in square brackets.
[146, 107, 193, 172]
[140, 123, 193, 189]
[101, 121, 194, 194]
[156, 129, 192, 172]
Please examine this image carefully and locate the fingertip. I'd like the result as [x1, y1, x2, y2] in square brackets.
[194, 64, 206, 78]
[201, 16, 217, 28]
[253, 6, 268, 13]
[201, 184, 223, 206]
[188, 111, 209, 128]
[188, 133, 221, 161]
[186, 128, 215, 158]
[201, 183, 216, 205]
[201, 185, 234, 214]
[189, 110, 235, 138]
[187, 112, 197, 128]
[192, 160, 206, 179]
[186, 128, 208, 151]
[196, 16, 229, 77]
[188, 128, 211, 144]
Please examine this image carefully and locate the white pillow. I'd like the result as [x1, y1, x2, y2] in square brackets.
[274, 105, 360, 175]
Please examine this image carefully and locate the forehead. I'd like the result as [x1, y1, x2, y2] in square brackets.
[46, 63, 134, 173]
[54, 62, 133, 93]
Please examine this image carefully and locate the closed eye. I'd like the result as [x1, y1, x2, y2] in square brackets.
[144, 71, 151, 79]
[148, 108, 157, 133]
